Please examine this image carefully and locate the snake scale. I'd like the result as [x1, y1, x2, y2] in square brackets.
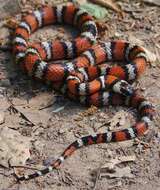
[13, 3, 155, 181]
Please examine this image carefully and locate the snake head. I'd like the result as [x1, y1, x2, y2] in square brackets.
[112, 80, 134, 96]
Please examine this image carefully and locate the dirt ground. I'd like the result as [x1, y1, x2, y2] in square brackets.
[0, 0, 160, 190]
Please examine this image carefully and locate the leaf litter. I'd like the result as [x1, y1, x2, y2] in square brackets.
[0, 0, 159, 189]
[0, 127, 31, 168]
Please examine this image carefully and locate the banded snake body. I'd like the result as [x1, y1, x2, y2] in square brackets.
[13, 3, 155, 181]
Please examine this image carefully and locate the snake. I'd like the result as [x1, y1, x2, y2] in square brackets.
[13, 3, 155, 181]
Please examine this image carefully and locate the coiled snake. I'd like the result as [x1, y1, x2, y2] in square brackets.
[13, 3, 155, 181]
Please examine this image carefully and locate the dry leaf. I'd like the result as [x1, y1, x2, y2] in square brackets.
[101, 155, 136, 170]
[14, 106, 51, 126]
[0, 127, 31, 167]
[100, 156, 135, 179]
[27, 92, 54, 109]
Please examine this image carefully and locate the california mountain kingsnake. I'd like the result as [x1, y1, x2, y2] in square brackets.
[13, 3, 155, 181]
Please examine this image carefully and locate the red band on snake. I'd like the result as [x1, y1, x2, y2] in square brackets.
[13, 3, 155, 181]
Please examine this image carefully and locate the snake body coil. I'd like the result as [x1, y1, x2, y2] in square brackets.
[13, 3, 155, 181]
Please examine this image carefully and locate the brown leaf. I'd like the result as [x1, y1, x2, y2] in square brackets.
[13, 105, 51, 126]
[101, 155, 136, 170]
[0, 127, 31, 168]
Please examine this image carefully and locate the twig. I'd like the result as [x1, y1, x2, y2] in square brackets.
[39, 103, 54, 110]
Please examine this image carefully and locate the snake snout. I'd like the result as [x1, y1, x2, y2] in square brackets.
[112, 80, 134, 96]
